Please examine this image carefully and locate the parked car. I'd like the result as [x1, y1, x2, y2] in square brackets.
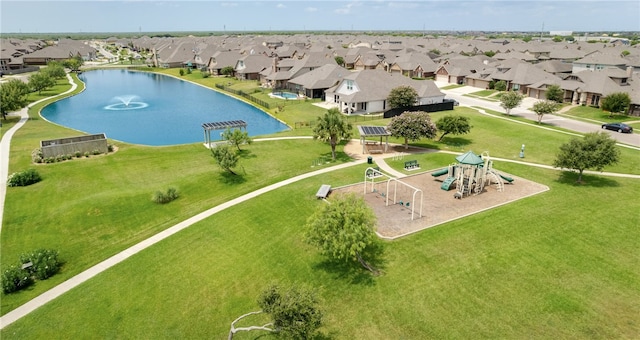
[601, 122, 633, 133]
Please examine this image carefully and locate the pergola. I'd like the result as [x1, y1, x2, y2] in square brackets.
[202, 120, 247, 148]
[357, 125, 391, 154]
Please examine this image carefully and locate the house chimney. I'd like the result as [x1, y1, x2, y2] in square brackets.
[627, 66, 633, 78]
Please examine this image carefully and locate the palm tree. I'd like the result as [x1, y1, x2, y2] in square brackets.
[312, 108, 353, 161]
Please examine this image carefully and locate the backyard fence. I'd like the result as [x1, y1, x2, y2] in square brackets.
[215, 84, 271, 109]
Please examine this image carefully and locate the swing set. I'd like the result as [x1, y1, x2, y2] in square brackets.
[363, 167, 423, 220]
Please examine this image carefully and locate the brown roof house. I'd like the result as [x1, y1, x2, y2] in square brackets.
[324, 69, 444, 114]
[287, 64, 350, 99]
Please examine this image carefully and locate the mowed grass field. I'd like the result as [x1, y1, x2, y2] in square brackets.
[1, 71, 639, 338]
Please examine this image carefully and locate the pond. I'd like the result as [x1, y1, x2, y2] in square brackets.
[41, 69, 289, 146]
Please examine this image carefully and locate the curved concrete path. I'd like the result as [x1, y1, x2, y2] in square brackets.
[0, 74, 78, 234]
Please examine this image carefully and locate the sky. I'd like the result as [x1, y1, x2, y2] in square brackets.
[1, 0, 639, 34]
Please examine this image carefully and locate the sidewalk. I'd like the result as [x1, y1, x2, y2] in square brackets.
[0, 74, 77, 233]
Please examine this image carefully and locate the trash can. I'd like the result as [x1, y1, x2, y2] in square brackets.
[367, 156, 373, 164]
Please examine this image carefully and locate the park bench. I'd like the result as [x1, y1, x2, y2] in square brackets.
[404, 160, 420, 170]
[315, 184, 331, 199]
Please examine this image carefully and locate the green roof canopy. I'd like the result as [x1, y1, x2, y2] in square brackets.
[456, 151, 483, 165]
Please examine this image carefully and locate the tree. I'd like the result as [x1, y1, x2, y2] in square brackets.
[210, 144, 239, 175]
[312, 108, 352, 161]
[221, 127, 252, 151]
[545, 84, 563, 103]
[531, 100, 559, 124]
[305, 193, 380, 273]
[552, 36, 563, 42]
[435, 115, 472, 141]
[28, 72, 56, 95]
[484, 50, 496, 57]
[600, 92, 631, 116]
[43, 61, 66, 79]
[228, 285, 322, 340]
[63, 56, 83, 72]
[553, 132, 620, 182]
[0, 79, 30, 120]
[499, 91, 524, 115]
[258, 285, 323, 339]
[387, 85, 418, 109]
[386, 111, 437, 149]
[221, 66, 235, 77]
[494, 80, 507, 91]
[334, 56, 344, 66]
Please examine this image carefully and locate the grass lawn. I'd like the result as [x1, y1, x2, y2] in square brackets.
[561, 105, 640, 128]
[1, 70, 639, 338]
[2, 162, 639, 339]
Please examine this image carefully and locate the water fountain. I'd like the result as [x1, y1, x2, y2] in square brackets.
[104, 95, 149, 110]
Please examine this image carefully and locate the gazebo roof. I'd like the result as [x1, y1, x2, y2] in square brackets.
[456, 151, 484, 165]
[202, 120, 247, 131]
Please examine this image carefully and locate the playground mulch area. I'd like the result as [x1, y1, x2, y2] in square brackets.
[332, 170, 549, 239]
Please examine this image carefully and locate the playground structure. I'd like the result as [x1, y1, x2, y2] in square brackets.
[432, 151, 514, 199]
[363, 167, 423, 220]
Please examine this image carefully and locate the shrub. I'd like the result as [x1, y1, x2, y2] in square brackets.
[19, 249, 61, 280]
[202, 72, 210, 78]
[31, 148, 43, 163]
[108, 144, 114, 152]
[91, 149, 101, 155]
[55, 154, 64, 162]
[84, 151, 90, 158]
[75, 150, 82, 158]
[179, 69, 185, 76]
[152, 187, 179, 204]
[1, 265, 33, 294]
[7, 169, 42, 187]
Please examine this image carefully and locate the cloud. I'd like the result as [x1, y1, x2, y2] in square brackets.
[277, 3, 286, 8]
[335, 2, 362, 15]
[305, 7, 318, 12]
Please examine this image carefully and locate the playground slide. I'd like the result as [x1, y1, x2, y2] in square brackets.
[499, 174, 514, 183]
[441, 176, 456, 191]
[431, 168, 449, 177]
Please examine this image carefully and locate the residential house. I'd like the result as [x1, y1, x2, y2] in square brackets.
[324, 69, 444, 114]
[435, 55, 493, 85]
[262, 52, 335, 89]
[206, 50, 242, 76]
[287, 64, 350, 99]
[387, 51, 437, 78]
[234, 54, 272, 81]
[572, 51, 629, 73]
[487, 58, 562, 94]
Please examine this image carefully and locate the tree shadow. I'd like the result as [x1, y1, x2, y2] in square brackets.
[237, 149, 256, 159]
[217, 170, 246, 185]
[555, 171, 620, 187]
[311, 242, 385, 286]
[439, 136, 472, 148]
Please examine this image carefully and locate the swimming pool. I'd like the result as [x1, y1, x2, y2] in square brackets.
[41, 70, 289, 146]
[270, 91, 299, 100]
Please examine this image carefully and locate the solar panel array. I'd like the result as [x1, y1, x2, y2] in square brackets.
[202, 120, 247, 130]
[358, 125, 389, 136]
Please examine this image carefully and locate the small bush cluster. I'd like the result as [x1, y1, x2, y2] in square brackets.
[2, 249, 61, 294]
[32, 145, 115, 164]
[7, 169, 41, 187]
[152, 187, 179, 204]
